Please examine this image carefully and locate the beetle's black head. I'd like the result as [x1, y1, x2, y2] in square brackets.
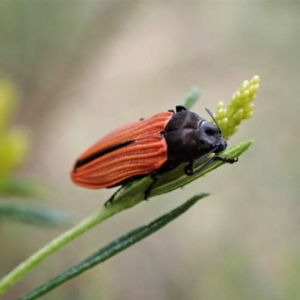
[198, 120, 227, 154]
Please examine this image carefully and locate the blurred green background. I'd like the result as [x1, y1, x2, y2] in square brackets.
[1, 2, 300, 299]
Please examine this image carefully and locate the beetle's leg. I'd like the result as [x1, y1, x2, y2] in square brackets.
[104, 186, 124, 207]
[175, 105, 187, 113]
[184, 156, 238, 176]
[215, 156, 238, 164]
[144, 172, 159, 200]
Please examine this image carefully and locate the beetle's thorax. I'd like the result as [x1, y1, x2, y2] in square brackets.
[164, 110, 227, 165]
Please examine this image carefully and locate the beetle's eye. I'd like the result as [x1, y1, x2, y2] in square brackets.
[204, 128, 216, 136]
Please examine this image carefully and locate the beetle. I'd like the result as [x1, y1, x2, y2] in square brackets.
[70, 105, 237, 203]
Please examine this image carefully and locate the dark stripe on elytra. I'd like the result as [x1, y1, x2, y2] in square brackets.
[74, 140, 134, 170]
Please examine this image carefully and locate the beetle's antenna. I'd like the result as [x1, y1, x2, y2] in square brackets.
[205, 108, 222, 134]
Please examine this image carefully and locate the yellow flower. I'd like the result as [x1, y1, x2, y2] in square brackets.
[213, 75, 260, 140]
[0, 79, 28, 186]
[0, 79, 17, 133]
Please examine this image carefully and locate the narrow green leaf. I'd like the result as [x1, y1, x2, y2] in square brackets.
[115, 140, 253, 202]
[0, 202, 71, 226]
[183, 87, 200, 109]
[0, 177, 48, 199]
[17, 193, 208, 300]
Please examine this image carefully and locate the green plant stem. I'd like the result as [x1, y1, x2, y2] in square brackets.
[18, 193, 207, 300]
[0, 198, 139, 295]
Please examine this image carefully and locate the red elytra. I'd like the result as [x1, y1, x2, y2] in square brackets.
[70, 111, 173, 189]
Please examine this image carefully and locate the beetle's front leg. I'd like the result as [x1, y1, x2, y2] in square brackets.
[214, 156, 238, 164]
[184, 156, 238, 176]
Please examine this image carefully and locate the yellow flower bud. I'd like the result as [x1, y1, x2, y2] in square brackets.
[212, 75, 260, 140]
[0, 79, 18, 133]
[0, 78, 29, 186]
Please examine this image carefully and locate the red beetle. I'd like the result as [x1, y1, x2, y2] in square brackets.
[70, 106, 237, 202]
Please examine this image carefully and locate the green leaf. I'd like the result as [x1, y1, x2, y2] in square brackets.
[17, 193, 208, 300]
[0, 177, 48, 199]
[0, 202, 71, 226]
[182, 87, 200, 109]
[114, 140, 252, 203]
